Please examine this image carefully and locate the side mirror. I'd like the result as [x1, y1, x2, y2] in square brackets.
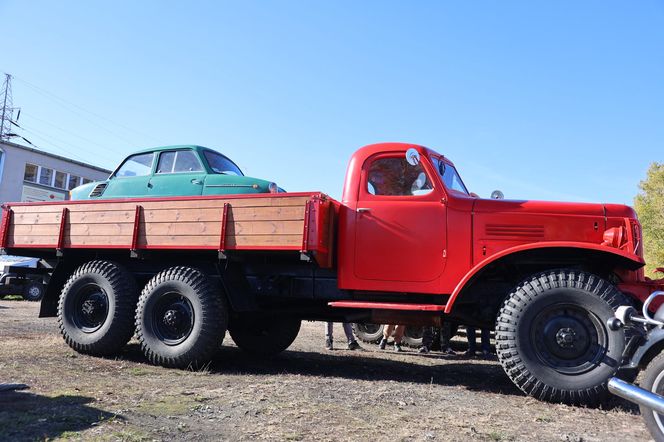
[491, 190, 504, 200]
[405, 148, 420, 166]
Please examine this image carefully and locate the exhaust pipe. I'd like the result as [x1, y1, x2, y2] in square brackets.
[608, 377, 664, 414]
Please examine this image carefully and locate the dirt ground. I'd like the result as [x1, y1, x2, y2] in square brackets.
[0, 299, 652, 442]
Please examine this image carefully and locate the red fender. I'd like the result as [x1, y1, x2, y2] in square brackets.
[444, 241, 645, 314]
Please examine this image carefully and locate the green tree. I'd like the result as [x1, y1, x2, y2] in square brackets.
[634, 162, 664, 277]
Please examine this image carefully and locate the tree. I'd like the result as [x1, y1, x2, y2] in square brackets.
[634, 162, 664, 277]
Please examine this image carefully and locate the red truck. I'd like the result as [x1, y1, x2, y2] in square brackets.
[1, 142, 661, 406]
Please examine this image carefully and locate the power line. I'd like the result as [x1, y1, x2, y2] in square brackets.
[13, 75, 164, 146]
[20, 111, 120, 155]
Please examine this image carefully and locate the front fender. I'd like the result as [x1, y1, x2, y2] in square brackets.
[444, 241, 645, 314]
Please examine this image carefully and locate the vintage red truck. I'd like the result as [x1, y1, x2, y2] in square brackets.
[1, 142, 662, 406]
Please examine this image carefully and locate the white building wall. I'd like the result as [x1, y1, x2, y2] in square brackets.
[0, 141, 111, 204]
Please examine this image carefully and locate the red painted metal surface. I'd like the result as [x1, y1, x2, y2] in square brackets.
[56, 208, 69, 251]
[131, 205, 142, 251]
[328, 301, 446, 311]
[219, 203, 230, 253]
[0, 208, 12, 249]
[301, 200, 312, 253]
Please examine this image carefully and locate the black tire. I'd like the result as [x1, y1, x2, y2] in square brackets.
[229, 315, 301, 356]
[402, 326, 424, 347]
[136, 266, 227, 369]
[57, 260, 138, 356]
[352, 323, 384, 343]
[22, 280, 45, 302]
[495, 270, 629, 406]
[639, 353, 664, 442]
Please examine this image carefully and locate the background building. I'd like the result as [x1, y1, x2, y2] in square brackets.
[0, 140, 110, 203]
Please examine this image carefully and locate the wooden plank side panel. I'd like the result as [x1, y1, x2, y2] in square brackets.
[9, 196, 312, 214]
[141, 234, 303, 248]
[7, 195, 313, 250]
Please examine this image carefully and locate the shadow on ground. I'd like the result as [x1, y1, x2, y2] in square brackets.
[119, 342, 520, 396]
[0, 391, 122, 440]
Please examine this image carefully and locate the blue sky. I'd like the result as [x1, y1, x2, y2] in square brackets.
[1, 1, 662, 203]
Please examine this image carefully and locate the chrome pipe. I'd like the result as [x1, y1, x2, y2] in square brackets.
[608, 377, 664, 414]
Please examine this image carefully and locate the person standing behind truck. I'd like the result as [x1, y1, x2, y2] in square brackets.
[378, 324, 406, 352]
[325, 322, 361, 350]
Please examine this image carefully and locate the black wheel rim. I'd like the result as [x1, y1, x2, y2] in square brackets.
[531, 303, 607, 375]
[152, 292, 194, 346]
[72, 283, 109, 333]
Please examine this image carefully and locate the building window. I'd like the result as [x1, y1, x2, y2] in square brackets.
[54, 171, 67, 189]
[68, 175, 81, 190]
[24, 164, 38, 183]
[39, 167, 53, 186]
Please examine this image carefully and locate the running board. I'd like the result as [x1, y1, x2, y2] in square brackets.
[328, 301, 446, 311]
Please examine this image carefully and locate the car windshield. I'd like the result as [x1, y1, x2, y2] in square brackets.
[114, 152, 154, 178]
[433, 157, 469, 195]
[203, 151, 243, 176]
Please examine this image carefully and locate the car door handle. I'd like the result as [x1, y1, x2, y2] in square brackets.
[191, 179, 203, 185]
[356, 208, 371, 213]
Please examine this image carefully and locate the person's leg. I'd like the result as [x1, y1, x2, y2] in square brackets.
[440, 322, 455, 354]
[466, 326, 477, 355]
[379, 324, 393, 350]
[420, 326, 433, 353]
[342, 323, 360, 349]
[480, 328, 491, 354]
[393, 325, 405, 351]
[325, 322, 334, 350]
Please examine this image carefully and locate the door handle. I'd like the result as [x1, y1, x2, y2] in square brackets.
[356, 208, 371, 213]
[191, 179, 203, 185]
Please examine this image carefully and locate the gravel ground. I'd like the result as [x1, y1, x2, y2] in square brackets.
[0, 299, 652, 441]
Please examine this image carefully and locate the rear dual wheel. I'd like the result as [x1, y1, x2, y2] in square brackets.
[135, 266, 228, 369]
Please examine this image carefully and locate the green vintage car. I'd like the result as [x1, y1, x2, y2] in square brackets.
[71, 145, 280, 200]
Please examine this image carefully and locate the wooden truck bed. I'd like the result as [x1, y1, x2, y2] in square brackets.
[0, 192, 336, 267]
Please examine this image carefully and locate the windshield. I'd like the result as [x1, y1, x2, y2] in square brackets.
[433, 157, 469, 195]
[203, 151, 243, 176]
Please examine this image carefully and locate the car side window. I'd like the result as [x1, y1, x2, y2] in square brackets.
[115, 153, 154, 178]
[157, 151, 203, 174]
[366, 157, 433, 196]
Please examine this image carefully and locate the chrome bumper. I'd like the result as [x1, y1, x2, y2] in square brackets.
[608, 377, 664, 414]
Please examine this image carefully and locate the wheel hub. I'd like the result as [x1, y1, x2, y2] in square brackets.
[152, 293, 194, 346]
[163, 309, 182, 328]
[556, 327, 577, 348]
[532, 303, 606, 375]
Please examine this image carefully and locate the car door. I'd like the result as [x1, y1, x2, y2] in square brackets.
[103, 152, 155, 198]
[147, 150, 207, 197]
[353, 153, 447, 283]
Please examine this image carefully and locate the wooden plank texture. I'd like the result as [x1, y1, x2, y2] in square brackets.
[6, 194, 319, 252]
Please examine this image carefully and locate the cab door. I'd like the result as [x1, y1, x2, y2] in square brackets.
[353, 154, 447, 284]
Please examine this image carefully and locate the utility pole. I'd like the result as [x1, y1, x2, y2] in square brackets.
[0, 73, 17, 142]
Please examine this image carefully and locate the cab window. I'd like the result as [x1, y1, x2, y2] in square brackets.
[157, 151, 203, 174]
[433, 158, 469, 194]
[366, 157, 433, 196]
[115, 152, 154, 178]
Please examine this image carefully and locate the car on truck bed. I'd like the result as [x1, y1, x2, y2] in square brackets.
[70, 145, 280, 200]
[1, 142, 662, 406]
